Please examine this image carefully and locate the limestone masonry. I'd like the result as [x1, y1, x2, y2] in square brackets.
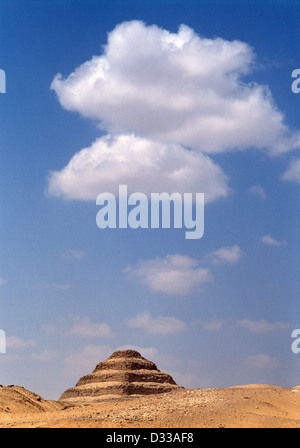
[60, 349, 182, 403]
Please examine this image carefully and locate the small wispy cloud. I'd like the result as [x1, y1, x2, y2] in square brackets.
[281, 157, 300, 184]
[46, 283, 71, 290]
[5, 336, 36, 349]
[209, 244, 244, 265]
[63, 249, 85, 259]
[123, 254, 212, 295]
[41, 315, 114, 339]
[169, 371, 213, 389]
[191, 318, 225, 331]
[116, 344, 180, 371]
[69, 316, 114, 338]
[31, 349, 57, 361]
[0, 277, 7, 286]
[127, 311, 186, 335]
[244, 353, 280, 369]
[62, 344, 113, 377]
[248, 184, 267, 200]
[0, 354, 24, 365]
[236, 318, 289, 334]
[261, 234, 287, 246]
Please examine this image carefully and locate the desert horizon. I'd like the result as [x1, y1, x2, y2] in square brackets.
[2, 349, 300, 428]
[3, 382, 300, 428]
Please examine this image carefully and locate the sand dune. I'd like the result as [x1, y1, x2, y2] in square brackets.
[0, 385, 65, 414]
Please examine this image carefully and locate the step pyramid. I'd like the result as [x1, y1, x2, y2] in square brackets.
[60, 349, 181, 403]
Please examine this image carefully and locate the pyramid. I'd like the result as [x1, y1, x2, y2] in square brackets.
[60, 349, 181, 403]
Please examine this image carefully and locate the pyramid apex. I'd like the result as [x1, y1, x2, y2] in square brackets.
[108, 349, 142, 359]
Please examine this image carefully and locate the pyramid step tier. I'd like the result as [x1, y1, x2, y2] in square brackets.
[93, 358, 158, 372]
[60, 381, 179, 401]
[76, 369, 177, 386]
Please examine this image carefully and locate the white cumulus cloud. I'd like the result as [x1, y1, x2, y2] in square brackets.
[123, 253, 212, 295]
[48, 21, 300, 202]
[47, 134, 230, 202]
[51, 20, 300, 155]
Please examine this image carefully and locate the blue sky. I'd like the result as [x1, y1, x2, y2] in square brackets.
[1, 0, 300, 400]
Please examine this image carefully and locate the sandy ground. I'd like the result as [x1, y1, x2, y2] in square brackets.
[1, 384, 300, 428]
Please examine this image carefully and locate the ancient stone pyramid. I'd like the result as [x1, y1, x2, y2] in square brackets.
[60, 349, 181, 403]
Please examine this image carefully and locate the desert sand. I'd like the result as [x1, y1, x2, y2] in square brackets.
[2, 349, 300, 428]
[1, 383, 300, 428]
